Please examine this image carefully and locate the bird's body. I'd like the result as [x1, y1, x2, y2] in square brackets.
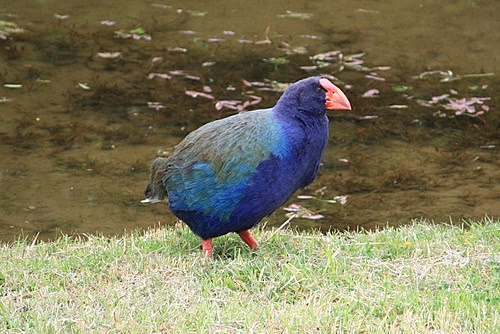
[143, 76, 351, 257]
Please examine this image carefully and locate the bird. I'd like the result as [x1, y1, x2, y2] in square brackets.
[142, 76, 351, 257]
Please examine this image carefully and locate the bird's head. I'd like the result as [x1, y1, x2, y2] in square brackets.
[275, 76, 351, 117]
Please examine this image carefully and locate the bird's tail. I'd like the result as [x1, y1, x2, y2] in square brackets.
[141, 157, 169, 204]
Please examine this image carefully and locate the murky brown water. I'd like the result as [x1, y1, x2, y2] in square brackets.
[0, 0, 498, 242]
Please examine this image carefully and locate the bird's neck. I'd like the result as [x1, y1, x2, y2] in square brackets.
[273, 106, 328, 128]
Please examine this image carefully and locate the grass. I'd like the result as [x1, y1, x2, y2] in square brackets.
[0, 216, 498, 333]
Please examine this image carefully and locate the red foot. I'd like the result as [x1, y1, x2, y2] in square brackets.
[202, 239, 213, 258]
[238, 230, 259, 249]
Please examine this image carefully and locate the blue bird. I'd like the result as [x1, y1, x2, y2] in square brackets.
[142, 76, 351, 257]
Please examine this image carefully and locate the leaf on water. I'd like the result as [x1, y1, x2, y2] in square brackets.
[371, 66, 391, 71]
[3, 83, 22, 89]
[215, 100, 242, 111]
[77, 83, 91, 90]
[151, 4, 173, 10]
[283, 204, 301, 212]
[392, 85, 410, 93]
[362, 89, 379, 98]
[167, 70, 200, 80]
[311, 50, 341, 62]
[365, 74, 385, 81]
[357, 115, 378, 120]
[177, 9, 207, 17]
[254, 39, 272, 45]
[344, 52, 366, 60]
[184, 75, 201, 81]
[54, 14, 70, 20]
[178, 30, 197, 35]
[133, 34, 151, 41]
[185, 90, 214, 100]
[148, 73, 172, 80]
[333, 195, 348, 205]
[413, 70, 453, 80]
[263, 57, 289, 66]
[300, 66, 318, 71]
[147, 102, 166, 110]
[112, 27, 151, 40]
[206, 38, 225, 43]
[215, 95, 262, 111]
[97, 52, 122, 59]
[429, 94, 450, 104]
[238, 39, 254, 44]
[302, 214, 324, 220]
[277, 10, 313, 19]
[243, 79, 290, 92]
[100, 20, 116, 26]
[113, 30, 131, 39]
[300, 34, 321, 40]
[284, 204, 323, 220]
[167, 47, 188, 53]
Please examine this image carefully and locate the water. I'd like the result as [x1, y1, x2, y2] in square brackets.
[0, 0, 498, 241]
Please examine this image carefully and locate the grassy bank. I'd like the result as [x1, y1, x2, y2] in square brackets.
[1, 217, 498, 333]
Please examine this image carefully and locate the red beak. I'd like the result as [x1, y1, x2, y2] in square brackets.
[319, 78, 352, 110]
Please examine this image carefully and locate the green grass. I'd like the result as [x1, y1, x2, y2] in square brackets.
[0, 217, 498, 333]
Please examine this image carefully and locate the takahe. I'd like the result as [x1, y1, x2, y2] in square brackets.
[142, 76, 351, 257]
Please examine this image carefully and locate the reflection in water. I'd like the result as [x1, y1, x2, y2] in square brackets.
[0, 0, 498, 241]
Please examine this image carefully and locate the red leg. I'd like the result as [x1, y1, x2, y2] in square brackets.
[202, 239, 213, 258]
[238, 230, 259, 249]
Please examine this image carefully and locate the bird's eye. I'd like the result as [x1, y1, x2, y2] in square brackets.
[316, 87, 324, 93]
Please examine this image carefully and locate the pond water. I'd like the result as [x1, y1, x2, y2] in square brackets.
[0, 0, 498, 242]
